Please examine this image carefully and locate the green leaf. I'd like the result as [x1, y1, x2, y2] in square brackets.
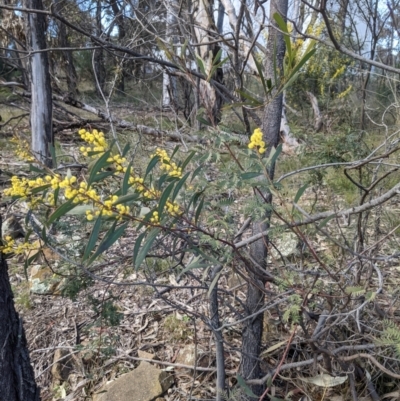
[145, 156, 160, 179]
[31, 184, 51, 195]
[122, 163, 132, 195]
[91, 170, 115, 183]
[172, 172, 190, 201]
[235, 89, 263, 106]
[267, 144, 283, 167]
[49, 143, 57, 167]
[122, 143, 130, 157]
[254, 57, 268, 96]
[273, 12, 292, 64]
[83, 215, 102, 261]
[88, 149, 112, 186]
[29, 165, 46, 174]
[195, 197, 204, 224]
[158, 181, 175, 215]
[87, 222, 128, 265]
[236, 374, 257, 398]
[282, 48, 316, 92]
[188, 190, 204, 210]
[180, 39, 188, 58]
[294, 183, 309, 204]
[133, 231, 146, 268]
[53, 186, 60, 206]
[196, 56, 207, 77]
[241, 172, 262, 180]
[207, 268, 222, 297]
[196, 115, 212, 126]
[66, 204, 93, 215]
[180, 256, 210, 276]
[171, 145, 180, 160]
[191, 165, 203, 182]
[157, 173, 170, 190]
[134, 228, 160, 270]
[213, 48, 222, 65]
[318, 215, 334, 229]
[47, 199, 77, 225]
[114, 192, 140, 205]
[181, 151, 196, 170]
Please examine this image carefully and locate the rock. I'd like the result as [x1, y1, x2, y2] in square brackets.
[93, 362, 174, 401]
[2, 215, 24, 239]
[138, 350, 155, 360]
[175, 344, 207, 373]
[176, 344, 197, 366]
[29, 265, 62, 295]
[51, 349, 74, 382]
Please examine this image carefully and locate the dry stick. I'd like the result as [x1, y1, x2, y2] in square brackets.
[119, 353, 234, 373]
[258, 327, 297, 401]
[248, 344, 377, 386]
[339, 353, 400, 380]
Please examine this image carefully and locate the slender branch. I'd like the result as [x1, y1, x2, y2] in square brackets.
[235, 181, 400, 248]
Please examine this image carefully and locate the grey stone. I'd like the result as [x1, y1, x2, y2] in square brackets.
[93, 362, 174, 401]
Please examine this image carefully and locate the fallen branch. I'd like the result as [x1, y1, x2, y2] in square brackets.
[58, 95, 199, 143]
[306, 91, 323, 132]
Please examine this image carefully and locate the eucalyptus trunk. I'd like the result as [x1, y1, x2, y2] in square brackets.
[55, 0, 78, 97]
[0, 215, 40, 401]
[27, 0, 53, 167]
[239, 0, 288, 398]
[162, 0, 179, 109]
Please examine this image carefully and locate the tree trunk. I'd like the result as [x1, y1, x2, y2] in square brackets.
[162, 0, 179, 109]
[55, 0, 78, 97]
[110, 0, 126, 94]
[27, 0, 53, 167]
[93, 0, 106, 97]
[338, 0, 349, 33]
[239, 0, 287, 398]
[193, 0, 223, 125]
[0, 215, 40, 401]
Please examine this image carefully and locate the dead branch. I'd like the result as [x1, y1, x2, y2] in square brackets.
[306, 91, 323, 132]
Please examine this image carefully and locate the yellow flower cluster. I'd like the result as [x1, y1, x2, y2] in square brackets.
[150, 211, 159, 223]
[4, 176, 49, 198]
[248, 128, 266, 154]
[332, 65, 346, 80]
[11, 137, 35, 162]
[59, 176, 79, 200]
[152, 148, 182, 178]
[84, 193, 131, 221]
[107, 154, 127, 172]
[78, 129, 107, 157]
[166, 200, 180, 215]
[0, 235, 37, 255]
[337, 85, 353, 99]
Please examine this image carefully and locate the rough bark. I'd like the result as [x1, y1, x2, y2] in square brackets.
[93, 0, 106, 97]
[239, 0, 287, 398]
[27, 0, 53, 167]
[55, 0, 78, 97]
[110, 0, 126, 94]
[0, 215, 40, 401]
